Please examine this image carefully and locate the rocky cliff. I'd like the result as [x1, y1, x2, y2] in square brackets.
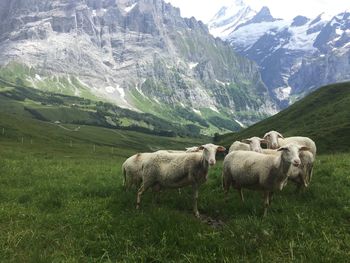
[0, 0, 278, 133]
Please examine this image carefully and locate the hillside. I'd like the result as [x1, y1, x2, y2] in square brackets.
[0, 111, 206, 158]
[0, 93, 349, 262]
[218, 81, 350, 153]
[0, 77, 218, 137]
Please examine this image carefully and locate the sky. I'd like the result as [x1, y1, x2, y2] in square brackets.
[165, 0, 350, 22]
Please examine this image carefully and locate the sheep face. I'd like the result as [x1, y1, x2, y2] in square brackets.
[242, 137, 266, 153]
[278, 144, 309, 167]
[199, 143, 226, 166]
[263, 130, 284, 149]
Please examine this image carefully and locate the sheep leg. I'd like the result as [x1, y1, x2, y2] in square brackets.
[295, 182, 303, 193]
[269, 192, 273, 205]
[152, 183, 162, 204]
[192, 184, 200, 218]
[263, 191, 270, 217]
[222, 173, 231, 202]
[238, 188, 244, 203]
[136, 183, 148, 209]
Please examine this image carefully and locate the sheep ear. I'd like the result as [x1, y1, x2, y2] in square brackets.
[299, 146, 310, 152]
[217, 146, 226, 152]
[241, 139, 251, 144]
[277, 132, 284, 139]
[277, 147, 286, 151]
[198, 145, 205, 150]
[263, 132, 269, 139]
[260, 138, 268, 144]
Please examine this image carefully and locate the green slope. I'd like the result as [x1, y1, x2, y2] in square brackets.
[218, 82, 350, 153]
[0, 62, 242, 134]
[0, 108, 349, 262]
[0, 78, 210, 137]
[0, 112, 206, 158]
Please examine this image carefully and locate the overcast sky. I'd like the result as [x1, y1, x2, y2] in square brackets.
[165, 0, 349, 22]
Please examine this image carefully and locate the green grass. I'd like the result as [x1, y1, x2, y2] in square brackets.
[0, 112, 349, 261]
[218, 82, 350, 154]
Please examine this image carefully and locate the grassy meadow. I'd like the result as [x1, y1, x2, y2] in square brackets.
[0, 113, 350, 262]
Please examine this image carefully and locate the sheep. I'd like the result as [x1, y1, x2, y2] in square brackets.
[222, 143, 309, 216]
[262, 130, 284, 150]
[122, 152, 151, 189]
[288, 150, 315, 190]
[185, 146, 201, 153]
[263, 130, 316, 157]
[229, 141, 250, 152]
[263, 131, 317, 187]
[261, 148, 315, 190]
[122, 148, 201, 189]
[229, 137, 266, 153]
[136, 143, 226, 217]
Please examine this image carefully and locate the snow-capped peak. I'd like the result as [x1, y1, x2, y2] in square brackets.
[208, 0, 257, 39]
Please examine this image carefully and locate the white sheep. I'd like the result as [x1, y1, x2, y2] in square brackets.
[122, 148, 200, 189]
[263, 131, 316, 188]
[122, 151, 178, 189]
[229, 137, 266, 153]
[136, 143, 226, 217]
[222, 143, 309, 216]
[263, 131, 317, 157]
[229, 141, 250, 152]
[122, 152, 150, 189]
[288, 150, 315, 189]
[261, 148, 315, 190]
[185, 146, 201, 152]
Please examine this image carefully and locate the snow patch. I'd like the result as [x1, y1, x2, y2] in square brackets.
[189, 62, 198, 69]
[105, 86, 115, 93]
[125, 3, 137, 13]
[284, 22, 319, 51]
[192, 108, 201, 115]
[215, 79, 230, 85]
[234, 119, 245, 128]
[116, 85, 125, 100]
[135, 85, 146, 97]
[274, 86, 292, 101]
[35, 74, 42, 81]
[76, 77, 89, 88]
[335, 28, 344, 35]
[153, 97, 161, 104]
[230, 20, 289, 49]
[209, 106, 220, 113]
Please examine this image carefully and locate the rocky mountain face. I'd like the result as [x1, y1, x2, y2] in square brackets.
[208, 3, 350, 107]
[0, 0, 278, 134]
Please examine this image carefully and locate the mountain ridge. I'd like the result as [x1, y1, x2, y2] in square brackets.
[0, 0, 279, 134]
[208, 1, 350, 107]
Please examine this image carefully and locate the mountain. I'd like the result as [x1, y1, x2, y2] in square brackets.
[208, 0, 256, 39]
[217, 81, 350, 154]
[208, 3, 350, 107]
[0, 0, 279, 135]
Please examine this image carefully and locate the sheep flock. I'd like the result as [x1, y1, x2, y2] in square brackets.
[122, 130, 316, 217]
